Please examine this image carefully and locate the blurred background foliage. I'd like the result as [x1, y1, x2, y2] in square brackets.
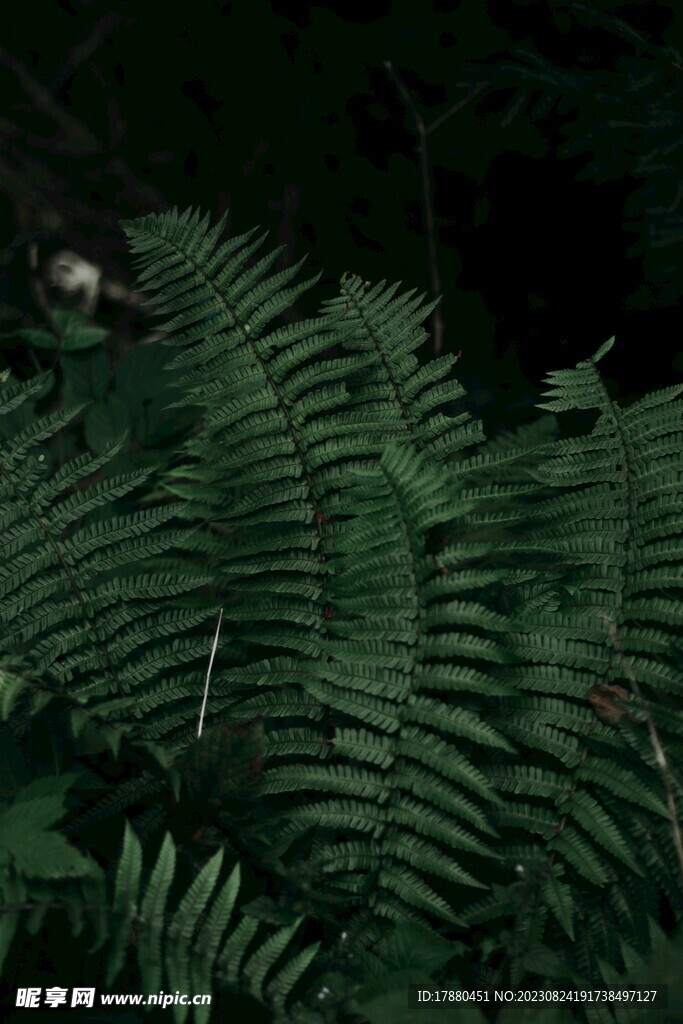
[0, 0, 682, 445]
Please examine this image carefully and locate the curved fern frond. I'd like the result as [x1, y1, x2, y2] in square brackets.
[261, 443, 511, 924]
[2, 822, 319, 1023]
[321, 273, 484, 464]
[0, 372, 213, 740]
[473, 338, 683, 984]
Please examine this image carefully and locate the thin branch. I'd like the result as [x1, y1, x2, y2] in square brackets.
[0, 44, 99, 155]
[0, 44, 166, 211]
[50, 12, 125, 93]
[198, 608, 223, 739]
[602, 614, 683, 886]
[426, 81, 489, 135]
[384, 60, 444, 356]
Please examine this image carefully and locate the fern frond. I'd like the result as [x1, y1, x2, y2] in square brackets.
[321, 273, 485, 463]
[472, 339, 683, 989]
[261, 443, 510, 923]
[0, 371, 215, 751]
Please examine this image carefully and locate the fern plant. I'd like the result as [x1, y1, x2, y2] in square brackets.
[0, 203, 681, 1022]
[120, 205, 683, 1007]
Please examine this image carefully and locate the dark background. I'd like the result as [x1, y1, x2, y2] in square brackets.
[1, 0, 682, 433]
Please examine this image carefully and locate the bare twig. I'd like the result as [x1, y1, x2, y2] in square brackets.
[383, 65, 487, 356]
[0, 44, 99, 155]
[50, 12, 125, 92]
[602, 613, 683, 885]
[198, 608, 223, 739]
[384, 60, 444, 355]
[426, 81, 489, 135]
[0, 43, 166, 220]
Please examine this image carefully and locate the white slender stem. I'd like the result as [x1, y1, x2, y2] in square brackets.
[198, 607, 223, 739]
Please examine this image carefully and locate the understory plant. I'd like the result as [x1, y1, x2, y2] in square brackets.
[0, 206, 681, 1023]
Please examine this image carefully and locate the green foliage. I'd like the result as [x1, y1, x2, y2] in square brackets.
[0, 205, 681, 1021]
[16, 309, 109, 352]
[113, 827, 318, 1023]
[1, 819, 317, 1023]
